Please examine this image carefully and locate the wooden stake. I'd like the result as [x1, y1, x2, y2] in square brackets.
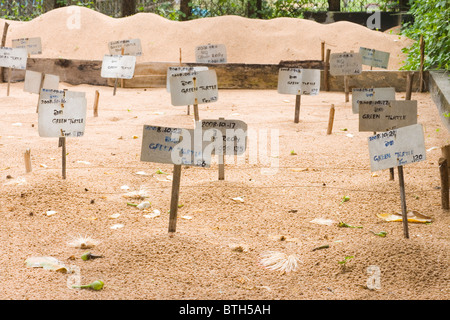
[327, 104, 335, 135]
[168, 164, 182, 233]
[59, 136, 67, 180]
[321, 41, 325, 61]
[36, 73, 45, 113]
[179, 47, 182, 65]
[344, 75, 349, 102]
[6, 67, 11, 96]
[218, 117, 225, 180]
[397, 165, 409, 239]
[0, 22, 9, 83]
[405, 72, 414, 101]
[93, 90, 99, 117]
[294, 94, 301, 123]
[419, 35, 425, 92]
[24, 149, 32, 173]
[193, 77, 199, 121]
[120, 47, 124, 89]
[441, 144, 450, 182]
[187, 105, 190, 115]
[439, 158, 449, 210]
[324, 49, 331, 91]
[113, 77, 118, 96]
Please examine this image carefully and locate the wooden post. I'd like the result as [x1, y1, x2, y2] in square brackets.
[193, 77, 199, 121]
[24, 149, 32, 173]
[0, 22, 9, 83]
[397, 165, 409, 239]
[327, 104, 335, 135]
[441, 144, 450, 182]
[218, 117, 225, 180]
[294, 94, 301, 123]
[324, 49, 331, 92]
[113, 78, 118, 96]
[321, 41, 325, 61]
[168, 164, 182, 233]
[6, 67, 11, 96]
[59, 136, 67, 179]
[93, 90, 99, 117]
[344, 75, 349, 102]
[405, 72, 414, 101]
[419, 35, 425, 92]
[120, 47, 125, 89]
[439, 158, 449, 210]
[36, 73, 45, 113]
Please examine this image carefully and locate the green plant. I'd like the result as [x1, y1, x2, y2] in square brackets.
[401, 0, 450, 71]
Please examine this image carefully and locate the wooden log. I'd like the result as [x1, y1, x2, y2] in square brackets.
[439, 158, 449, 210]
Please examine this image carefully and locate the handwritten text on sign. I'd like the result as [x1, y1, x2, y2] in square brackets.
[24, 70, 59, 94]
[140, 125, 223, 167]
[38, 89, 87, 138]
[352, 87, 395, 114]
[101, 54, 136, 79]
[169, 69, 218, 106]
[368, 124, 426, 172]
[329, 52, 362, 76]
[359, 47, 390, 69]
[359, 100, 417, 132]
[12, 37, 42, 55]
[195, 44, 227, 64]
[200, 119, 248, 155]
[108, 39, 142, 56]
[166, 66, 208, 92]
[0, 47, 28, 69]
[277, 68, 321, 96]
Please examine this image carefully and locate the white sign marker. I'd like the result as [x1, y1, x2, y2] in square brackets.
[352, 87, 396, 114]
[140, 125, 221, 167]
[359, 100, 417, 132]
[166, 66, 208, 92]
[368, 123, 426, 172]
[24, 70, 59, 94]
[199, 119, 248, 155]
[359, 47, 390, 69]
[38, 89, 87, 138]
[101, 54, 136, 79]
[277, 68, 302, 95]
[108, 39, 142, 56]
[0, 47, 28, 69]
[195, 44, 227, 64]
[277, 68, 321, 95]
[329, 52, 362, 76]
[169, 69, 218, 106]
[12, 37, 42, 55]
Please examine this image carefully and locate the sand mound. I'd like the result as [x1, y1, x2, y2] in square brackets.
[0, 6, 413, 69]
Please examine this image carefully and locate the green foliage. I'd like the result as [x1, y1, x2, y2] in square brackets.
[401, 0, 450, 71]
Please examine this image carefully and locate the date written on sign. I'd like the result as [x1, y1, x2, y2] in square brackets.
[352, 87, 395, 114]
[38, 89, 87, 138]
[368, 123, 426, 172]
[329, 52, 362, 76]
[277, 68, 320, 96]
[101, 54, 136, 79]
[359, 100, 417, 132]
[169, 69, 218, 106]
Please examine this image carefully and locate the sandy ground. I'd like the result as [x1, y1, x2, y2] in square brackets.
[0, 81, 449, 301]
